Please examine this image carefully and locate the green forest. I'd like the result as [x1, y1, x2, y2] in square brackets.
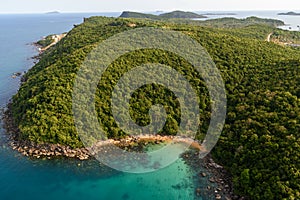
[10, 16, 299, 199]
[119, 10, 206, 19]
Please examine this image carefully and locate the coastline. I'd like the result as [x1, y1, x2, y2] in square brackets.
[2, 102, 204, 161]
[32, 33, 67, 55]
[182, 150, 246, 200]
[2, 103, 91, 160]
[3, 104, 203, 161]
[3, 103, 246, 199]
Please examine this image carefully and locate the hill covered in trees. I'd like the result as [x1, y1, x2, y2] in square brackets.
[119, 11, 161, 19]
[119, 10, 206, 19]
[9, 16, 299, 199]
[197, 16, 284, 28]
[159, 10, 206, 18]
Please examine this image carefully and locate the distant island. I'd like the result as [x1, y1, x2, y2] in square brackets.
[278, 11, 300, 16]
[119, 11, 161, 19]
[159, 11, 207, 19]
[46, 11, 60, 14]
[119, 10, 207, 19]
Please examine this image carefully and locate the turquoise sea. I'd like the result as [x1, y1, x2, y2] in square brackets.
[0, 11, 298, 200]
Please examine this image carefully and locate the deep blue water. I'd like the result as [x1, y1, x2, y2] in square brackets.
[0, 11, 298, 200]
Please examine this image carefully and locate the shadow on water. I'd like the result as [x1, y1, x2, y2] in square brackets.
[122, 193, 130, 200]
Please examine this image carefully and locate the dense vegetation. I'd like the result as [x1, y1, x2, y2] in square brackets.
[119, 11, 161, 20]
[120, 10, 206, 19]
[159, 10, 206, 18]
[10, 16, 299, 199]
[196, 16, 284, 28]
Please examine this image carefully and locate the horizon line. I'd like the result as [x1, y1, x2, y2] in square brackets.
[0, 9, 298, 15]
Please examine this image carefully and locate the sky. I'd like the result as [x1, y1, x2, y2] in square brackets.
[1, 0, 300, 14]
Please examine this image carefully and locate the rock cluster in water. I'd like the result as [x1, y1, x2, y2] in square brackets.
[9, 141, 90, 160]
[181, 150, 247, 200]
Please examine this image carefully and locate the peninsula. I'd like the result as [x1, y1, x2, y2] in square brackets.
[5, 14, 300, 200]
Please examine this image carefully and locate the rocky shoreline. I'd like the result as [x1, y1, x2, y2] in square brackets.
[2, 104, 200, 161]
[2, 104, 91, 160]
[181, 150, 247, 200]
[2, 105, 246, 199]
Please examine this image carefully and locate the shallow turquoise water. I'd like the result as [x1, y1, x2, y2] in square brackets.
[0, 140, 200, 200]
[0, 13, 208, 200]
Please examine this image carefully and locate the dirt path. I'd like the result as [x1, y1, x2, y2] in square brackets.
[266, 32, 273, 42]
[41, 33, 66, 51]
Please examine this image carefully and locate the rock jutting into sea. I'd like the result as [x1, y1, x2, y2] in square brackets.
[181, 150, 247, 200]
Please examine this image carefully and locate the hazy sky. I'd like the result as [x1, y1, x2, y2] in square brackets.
[1, 0, 300, 13]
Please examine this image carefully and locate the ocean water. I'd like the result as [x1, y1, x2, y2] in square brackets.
[0, 13, 211, 200]
[0, 12, 121, 108]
